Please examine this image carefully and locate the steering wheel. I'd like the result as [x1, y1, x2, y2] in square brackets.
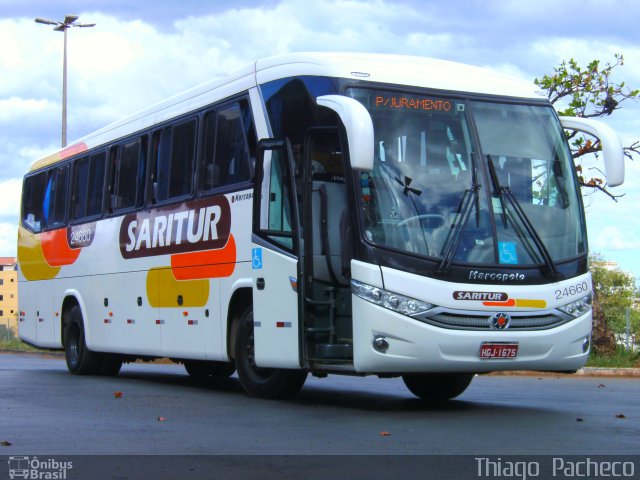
[396, 214, 446, 228]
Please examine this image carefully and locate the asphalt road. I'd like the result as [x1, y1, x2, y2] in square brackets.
[0, 352, 638, 456]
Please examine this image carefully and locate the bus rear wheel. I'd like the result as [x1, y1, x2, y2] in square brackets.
[64, 305, 103, 375]
[402, 373, 474, 401]
[184, 360, 236, 380]
[99, 354, 123, 376]
[234, 306, 307, 399]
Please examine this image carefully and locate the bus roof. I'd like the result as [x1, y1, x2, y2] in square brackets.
[29, 52, 542, 172]
[256, 52, 539, 99]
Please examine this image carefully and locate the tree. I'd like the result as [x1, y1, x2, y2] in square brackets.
[535, 54, 639, 201]
[589, 253, 639, 354]
[536, 57, 639, 355]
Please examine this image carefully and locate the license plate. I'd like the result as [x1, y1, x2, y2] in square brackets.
[480, 343, 518, 359]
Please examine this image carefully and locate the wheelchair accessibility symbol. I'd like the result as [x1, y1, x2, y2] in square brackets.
[498, 242, 518, 265]
[252, 248, 263, 269]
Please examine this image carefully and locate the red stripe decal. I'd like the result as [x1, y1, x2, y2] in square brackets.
[483, 299, 516, 307]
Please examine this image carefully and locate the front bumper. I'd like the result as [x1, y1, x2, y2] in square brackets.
[352, 296, 591, 374]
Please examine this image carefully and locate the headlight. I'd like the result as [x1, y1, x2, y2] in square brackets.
[557, 293, 593, 318]
[351, 280, 434, 316]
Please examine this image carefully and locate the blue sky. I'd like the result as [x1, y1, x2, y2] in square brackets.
[1, 0, 639, 282]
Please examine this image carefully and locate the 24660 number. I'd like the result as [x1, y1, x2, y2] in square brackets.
[554, 281, 589, 300]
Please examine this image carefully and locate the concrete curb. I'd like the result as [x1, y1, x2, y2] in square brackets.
[576, 367, 640, 377]
[489, 367, 640, 378]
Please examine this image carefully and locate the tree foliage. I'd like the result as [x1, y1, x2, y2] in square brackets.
[535, 54, 639, 201]
[589, 253, 639, 353]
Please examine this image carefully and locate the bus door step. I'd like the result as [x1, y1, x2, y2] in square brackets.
[316, 343, 353, 359]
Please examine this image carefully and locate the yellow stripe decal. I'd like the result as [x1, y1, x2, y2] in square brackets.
[514, 299, 547, 309]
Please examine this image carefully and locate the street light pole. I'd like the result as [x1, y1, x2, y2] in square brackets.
[35, 15, 96, 148]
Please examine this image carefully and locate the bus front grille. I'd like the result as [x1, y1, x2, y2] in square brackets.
[417, 310, 571, 331]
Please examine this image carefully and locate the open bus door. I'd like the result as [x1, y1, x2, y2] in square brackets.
[251, 138, 304, 369]
[241, 138, 307, 398]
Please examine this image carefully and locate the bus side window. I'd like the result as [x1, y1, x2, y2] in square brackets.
[110, 138, 147, 212]
[22, 170, 49, 233]
[216, 104, 251, 186]
[86, 152, 106, 217]
[201, 102, 253, 194]
[107, 146, 118, 212]
[152, 119, 196, 202]
[46, 165, 70, 229]
[201, 110, 217, 192]
[169, 120, 196, 198]
[240, 99, 257, 172]
[71, 156, 90, 220]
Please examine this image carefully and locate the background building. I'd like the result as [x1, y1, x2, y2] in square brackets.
[0, 257, 18, 338]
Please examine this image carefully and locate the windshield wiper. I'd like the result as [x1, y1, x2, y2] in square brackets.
[486, 155, 559, 279]
[437, 152, 482, 275]
[437, 186, 480, 275]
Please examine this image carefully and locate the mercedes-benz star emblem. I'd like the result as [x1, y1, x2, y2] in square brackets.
[490, 312, 511, 330]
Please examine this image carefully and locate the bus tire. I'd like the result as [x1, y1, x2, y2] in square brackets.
[64, 305, 103, 375]
[99, 354, 123, 376]
[234, 305, 307, 399]
[402, 373, 474, 401]
[184, 360, 236, 380]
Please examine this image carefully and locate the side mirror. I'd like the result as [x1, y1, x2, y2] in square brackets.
[559, 116, 625, 187]
[316, 95, 374, 171]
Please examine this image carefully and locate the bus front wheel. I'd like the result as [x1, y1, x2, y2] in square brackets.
[234, 306, 307, 399]
[64, 305, 103, 375]
[402, 373, 474, 401]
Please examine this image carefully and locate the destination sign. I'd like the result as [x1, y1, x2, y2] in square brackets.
[375, 95, 453, 112]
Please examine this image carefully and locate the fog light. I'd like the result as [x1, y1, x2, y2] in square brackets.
[373, 336, 390, 353]
[582, 335, 591, 353]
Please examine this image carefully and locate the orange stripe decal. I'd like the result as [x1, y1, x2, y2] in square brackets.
[170, 234, 236, 280]
[40, 228, 81, 267]
[30, 142, 88, 171]
[483, 299, 516, 307]
[59, 142, 88, 160]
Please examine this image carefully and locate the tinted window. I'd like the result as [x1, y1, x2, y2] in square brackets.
[71, 156, 90, 220]
[109, 138, 147, 212]
[46, 165, 69, 228]
[152, 119, 196, 203]
[22, 171, 49, 233]
[72, 152, 106, 221]
[201, 101, 255, 192]
[86, 152, 106, 217]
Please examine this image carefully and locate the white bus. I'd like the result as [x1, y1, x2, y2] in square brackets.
[18, 52, 625, 400]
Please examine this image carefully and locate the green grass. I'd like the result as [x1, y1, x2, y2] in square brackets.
[587, 347, 640, 368]
[0, 335, 42, 353]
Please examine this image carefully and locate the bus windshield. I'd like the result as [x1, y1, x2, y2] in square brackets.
[347, 88, 587, 269]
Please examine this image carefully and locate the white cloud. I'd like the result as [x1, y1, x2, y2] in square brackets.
[0, 223, 18, 258]
[0, 178, 22, 217]
[591, 226, 640, 251]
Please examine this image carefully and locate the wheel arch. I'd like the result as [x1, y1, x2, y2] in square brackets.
[60, 290, 88, 347]
[226, 286, 253, 361]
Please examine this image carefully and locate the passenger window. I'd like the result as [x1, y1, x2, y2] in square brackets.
[201, 101, 254, 193]
[46, 165, 70, 228]
[109, 138, 147, 212]
[71, 156, 90, 220]
[152, 119, 196, 203]
[86, 152, 106, 217]
[22, 170, 49, 233]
